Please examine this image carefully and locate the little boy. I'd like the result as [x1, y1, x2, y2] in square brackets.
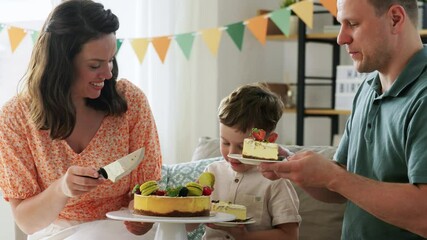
[204, 83, 301, 239]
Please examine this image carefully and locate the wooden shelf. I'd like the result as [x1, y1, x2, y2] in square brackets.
[284, 108, 351, 115]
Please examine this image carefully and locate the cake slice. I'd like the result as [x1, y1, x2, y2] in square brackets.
[242, 138, 279, 160]
[211, 201, 247, 221]
[242, 128, 279, 160]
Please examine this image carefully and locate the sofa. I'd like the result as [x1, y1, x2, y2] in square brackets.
[13, 140, 345, 240]
[176, 138, 346, 240]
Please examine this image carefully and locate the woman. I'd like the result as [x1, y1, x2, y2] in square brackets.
[0, 0, 161, 239]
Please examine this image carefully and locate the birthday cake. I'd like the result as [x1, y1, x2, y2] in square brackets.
[133, 172, 215, 217]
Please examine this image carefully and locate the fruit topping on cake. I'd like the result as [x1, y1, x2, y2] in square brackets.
[132, 172, 215, 217]
[242, 128, 279, 160]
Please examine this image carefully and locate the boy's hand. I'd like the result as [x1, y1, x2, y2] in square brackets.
[205, 223, 248, 240]
[124, 221, 154, 235]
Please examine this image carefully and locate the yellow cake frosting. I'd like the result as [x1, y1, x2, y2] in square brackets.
[134, 195, 211, 217]
[242, 138, 279, 160]
[211, 201, 247, 221]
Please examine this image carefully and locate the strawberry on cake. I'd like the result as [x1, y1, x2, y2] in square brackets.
[242, 128, 279, 160]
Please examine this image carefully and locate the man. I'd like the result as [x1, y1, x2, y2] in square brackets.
[259, 0, 427, 239]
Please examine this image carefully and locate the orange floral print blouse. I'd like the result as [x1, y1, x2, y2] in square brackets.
[0, 79, 162, 221]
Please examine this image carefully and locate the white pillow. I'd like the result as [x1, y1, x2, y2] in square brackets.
[191, 137, 221, 161]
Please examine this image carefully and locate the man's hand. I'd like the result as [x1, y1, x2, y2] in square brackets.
[259, 151, 339, 188]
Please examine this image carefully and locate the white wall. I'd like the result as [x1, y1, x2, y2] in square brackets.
[0, 196, 15, 240]
[215, 0, 350, 146]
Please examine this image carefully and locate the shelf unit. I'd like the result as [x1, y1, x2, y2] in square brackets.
[266, 8, 427, 146]
[293, 27, 427, 146]
[296, 17, 343, 146]
[265, 6, 348, 146]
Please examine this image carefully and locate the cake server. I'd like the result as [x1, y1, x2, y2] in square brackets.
[98, 147, 145, 183]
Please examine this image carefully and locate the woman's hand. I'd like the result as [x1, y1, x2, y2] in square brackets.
[60, 166, 103, 198]
[124, 221, 154, 235]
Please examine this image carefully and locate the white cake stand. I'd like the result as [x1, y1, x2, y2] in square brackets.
[107, 209, 235, 240]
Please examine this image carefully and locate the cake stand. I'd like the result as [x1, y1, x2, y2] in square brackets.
[106, 209, 235, 240]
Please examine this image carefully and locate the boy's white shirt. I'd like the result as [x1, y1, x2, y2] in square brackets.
[204, 159, 301, 239]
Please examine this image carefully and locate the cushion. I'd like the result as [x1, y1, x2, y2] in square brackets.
[293, 184, 345, 240]
[191, 137, 221, 161]
[164, 157, 222, 188]
[285, 145, 345, 240]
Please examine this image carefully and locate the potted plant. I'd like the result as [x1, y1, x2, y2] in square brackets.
[280, 0, 297, 8]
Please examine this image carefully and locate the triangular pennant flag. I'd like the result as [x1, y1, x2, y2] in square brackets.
[291, 0, 314, 29]
[7, 26, 27, 53]
[130, 38, 149, 64]
[270, 8, 292, 37]
[175, 32, 195, 60]
[226, 22, 245, 51]
[246, 15, 268, 45]
[0, 24, 4, 33]
[152, 36, 171, 63]
[31, 31, 39, 45]
[320, 0, 337, 17]
[201, 28, 222, 56]
[116, 38, 124, 54]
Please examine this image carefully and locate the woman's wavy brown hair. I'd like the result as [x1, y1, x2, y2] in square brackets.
[24, 0, 127, 139]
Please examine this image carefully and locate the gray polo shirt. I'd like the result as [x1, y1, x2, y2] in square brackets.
[335, 46, 427, 239]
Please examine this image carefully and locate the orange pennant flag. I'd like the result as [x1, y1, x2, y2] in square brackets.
[7, 26, 27, 53]
[291, 0, 314, 29]
[320, 0, 337, 17]
[246, 15, 268, 45]
[152, 36, 171, 63]
[201, 28, 222, 56]
[130, 38, 149, 64]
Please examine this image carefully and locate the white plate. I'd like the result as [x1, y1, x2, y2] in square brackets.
[213, 218, 256, 227]
[228, 154, 285, 165]
[106, 209, 235, 223]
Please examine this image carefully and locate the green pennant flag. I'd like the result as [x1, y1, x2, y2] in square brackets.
[116, 39, 124, 54]
[31, 31, 39, 44]
[175, 32, 195, 60]
[0, 24, 3, 33]
[270, 8, 292, 37]
[226, 22, 245, 51]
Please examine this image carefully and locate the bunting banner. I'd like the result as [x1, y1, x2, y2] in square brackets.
[201, 28, 222, 56]
[0, 0, 337, 63]
[320, 0, 337, 17]
[246, 15, 269, 45]
[270, 8, 293, 37]
[175, 32, 195, 60]
[7, 26, 27, 53]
